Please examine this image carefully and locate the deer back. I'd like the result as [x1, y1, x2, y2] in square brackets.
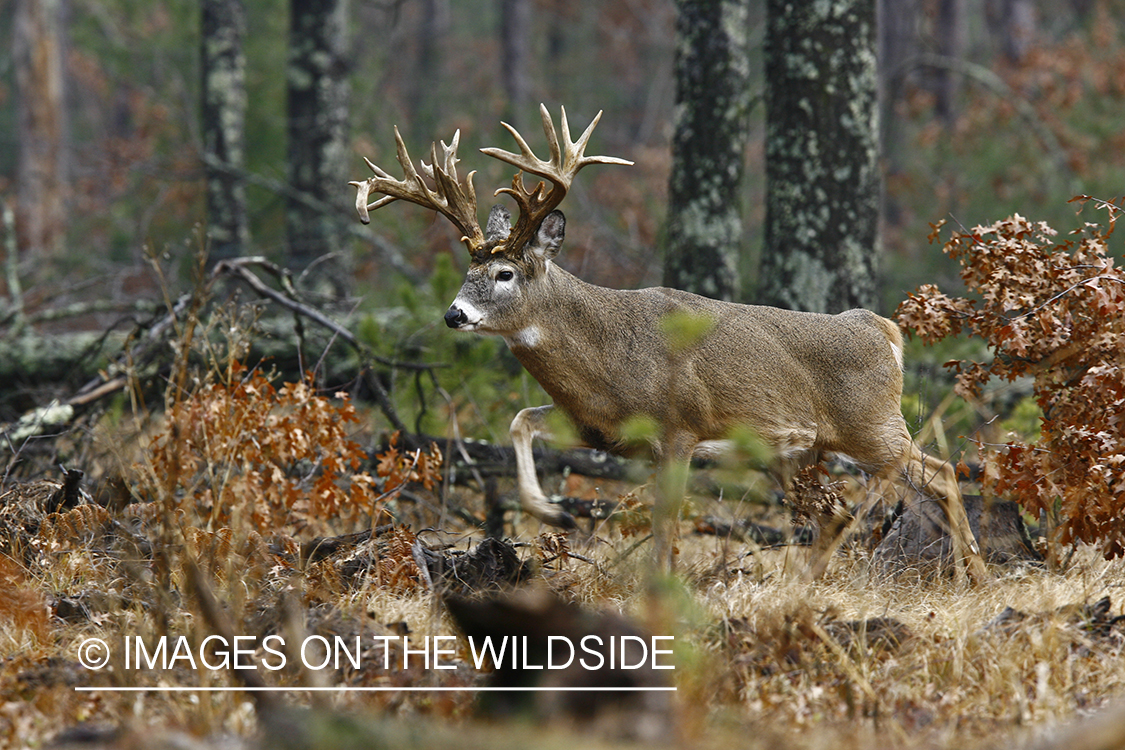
[460, 219, 908, 466]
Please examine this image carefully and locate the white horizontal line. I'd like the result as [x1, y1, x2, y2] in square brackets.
[74, 686, 677, 693]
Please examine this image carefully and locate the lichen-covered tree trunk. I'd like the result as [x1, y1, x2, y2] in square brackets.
[758, 0, 880, 313]
[201, 0, 250, 263]
[13, 0, 68, 262]
[286, 0, 351, 287]
[662, 0, 751, 302]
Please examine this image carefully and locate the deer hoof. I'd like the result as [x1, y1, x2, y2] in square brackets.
[541, 508, 578, 530]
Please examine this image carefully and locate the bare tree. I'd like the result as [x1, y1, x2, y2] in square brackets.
[758, 0, 880, 313]
[201, 0, 250, 262]
[407, 0, 449, 130]
[499, 0, 532, 129]
[13, 0, 68, 261]
[662, 0, 751, 302]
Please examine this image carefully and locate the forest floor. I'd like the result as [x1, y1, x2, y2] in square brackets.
[2, 446, 1124, 750]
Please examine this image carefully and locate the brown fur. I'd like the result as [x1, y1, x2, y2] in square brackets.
[351, 108, 985, 581]
[445, 211, 987, 581]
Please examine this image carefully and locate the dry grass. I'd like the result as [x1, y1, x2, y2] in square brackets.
[2, 398, 1124, 749]
[673, 535, 1125, 750]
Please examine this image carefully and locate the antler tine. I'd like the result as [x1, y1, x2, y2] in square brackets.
[426, 139, 482, 249]
[349, 126, 484, 252]
[480, 104, 633, 256]
[541, 104, 564, 176]
[483, 105, 632, 189]
[566, 108, 633, 170]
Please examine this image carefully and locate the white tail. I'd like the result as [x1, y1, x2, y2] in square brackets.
[351, 105, 987, 582]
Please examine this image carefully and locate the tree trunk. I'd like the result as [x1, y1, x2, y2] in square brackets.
[878, 0, 917, 172]
[877, 0, 917, 231]
[932, 0, 963, 122]
[499, 0, 532, 129]
[286, 0, 351, 289]
[12, 0, 68, 262]
[987, 0, 1036, 62]
[662, 0, 751, 302]
[404, 0, 447, 132]
[759, 0, 880, 314]
[201, 0, 250, 263]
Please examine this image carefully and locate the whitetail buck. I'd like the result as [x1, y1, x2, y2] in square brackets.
[350, 105, 987, 581]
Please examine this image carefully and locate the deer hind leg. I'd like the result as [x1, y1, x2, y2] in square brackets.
[901, 445, 989, 584]
[509, 405, 577, 530]
[791, 456, 888, 582]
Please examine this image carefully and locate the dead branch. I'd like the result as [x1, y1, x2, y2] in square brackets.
[1, 254, 440, 445]
[400, 431, 634, 485]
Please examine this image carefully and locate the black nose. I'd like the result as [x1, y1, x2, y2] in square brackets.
[444, 307, 468, 328]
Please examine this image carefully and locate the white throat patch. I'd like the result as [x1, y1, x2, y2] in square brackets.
[505, 325, 543, 349]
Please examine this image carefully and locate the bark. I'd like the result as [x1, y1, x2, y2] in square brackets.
[12, 0, 68, 261]
[201, 0, 250, 263]
[407, 0, 448, 131]
[499, 0, 532, 129]
[286, 0, 351, 288]
[932, 0, 963, 122]
[878, 0, 918, 176]
[759, 0, 880, 314]
[662, 0, 751, 302]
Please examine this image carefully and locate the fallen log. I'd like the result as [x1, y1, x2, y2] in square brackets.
[398, 432, 636, 485]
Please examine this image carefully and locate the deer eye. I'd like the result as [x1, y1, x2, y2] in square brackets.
[496, 270, 515, 282]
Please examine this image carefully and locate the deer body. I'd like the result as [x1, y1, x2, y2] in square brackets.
[352, 105, 987, 580]
[464, 254, 905, 462]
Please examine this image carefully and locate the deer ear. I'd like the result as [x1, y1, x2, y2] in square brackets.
[531, 210, 565, 260]
[486, 204, 512, 243]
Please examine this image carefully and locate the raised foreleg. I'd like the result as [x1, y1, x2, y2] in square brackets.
[509, 405, 577, 529]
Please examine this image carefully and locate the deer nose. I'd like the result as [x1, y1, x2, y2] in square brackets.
[444, 306, 468, 328]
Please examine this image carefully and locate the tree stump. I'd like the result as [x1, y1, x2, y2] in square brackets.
[874, 490, 1040, 572]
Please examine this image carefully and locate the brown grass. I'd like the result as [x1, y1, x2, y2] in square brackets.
[2, 338, 1123, 750]
[3, 473, 1125, 750]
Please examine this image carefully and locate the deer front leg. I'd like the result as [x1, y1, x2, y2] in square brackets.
[653, 433, 695, 574]
[510, 405, 577, 529]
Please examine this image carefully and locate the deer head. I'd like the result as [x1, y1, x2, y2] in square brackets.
[349, 105, 632, 336]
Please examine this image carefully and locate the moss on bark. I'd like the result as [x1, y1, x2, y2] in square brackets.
[759, 0, 880, 313]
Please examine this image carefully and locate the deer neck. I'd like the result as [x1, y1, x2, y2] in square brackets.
[502, 262, 613, 360]
[502, 263, 662, 442]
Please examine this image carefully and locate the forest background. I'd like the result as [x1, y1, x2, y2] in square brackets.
[2, 2, 1125, 748]
[5, 0, 1124, 361]
[5, 0, 1125, 446]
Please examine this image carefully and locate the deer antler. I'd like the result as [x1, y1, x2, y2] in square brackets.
[481, 104, 633, 256]
[349, 127, 485, 253]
